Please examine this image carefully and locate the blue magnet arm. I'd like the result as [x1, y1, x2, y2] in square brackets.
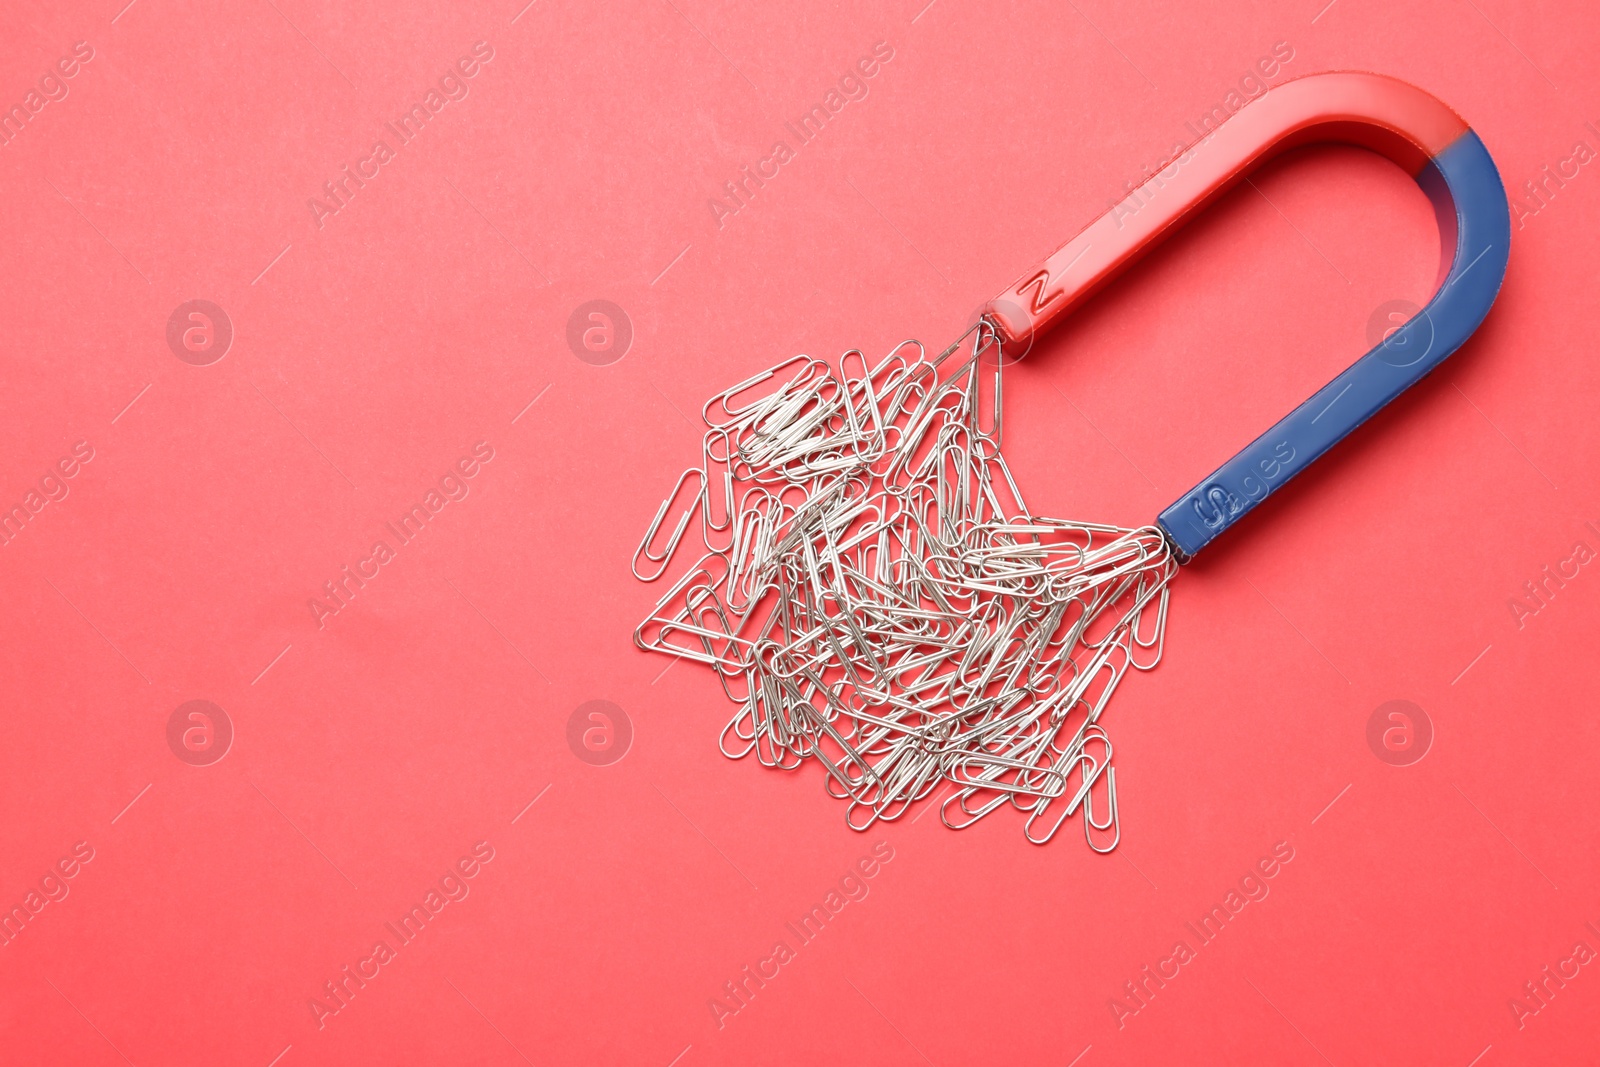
[1157, 130, 1510, 561]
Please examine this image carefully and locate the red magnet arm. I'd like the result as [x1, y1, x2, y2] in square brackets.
[983, 71, 1469, 346]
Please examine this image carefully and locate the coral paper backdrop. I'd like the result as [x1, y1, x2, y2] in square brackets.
[0, 1, 1596, 1064]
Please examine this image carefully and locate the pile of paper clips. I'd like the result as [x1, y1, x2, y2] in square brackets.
[632, 322, 1174, 848]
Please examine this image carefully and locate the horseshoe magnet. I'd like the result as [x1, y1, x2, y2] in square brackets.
[983, 71, 1510, 560]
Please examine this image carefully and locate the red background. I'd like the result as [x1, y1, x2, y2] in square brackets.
[1, 0, 1597, 1064]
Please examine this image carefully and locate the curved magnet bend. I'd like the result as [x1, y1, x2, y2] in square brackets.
[982, 71, 1510, 561]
